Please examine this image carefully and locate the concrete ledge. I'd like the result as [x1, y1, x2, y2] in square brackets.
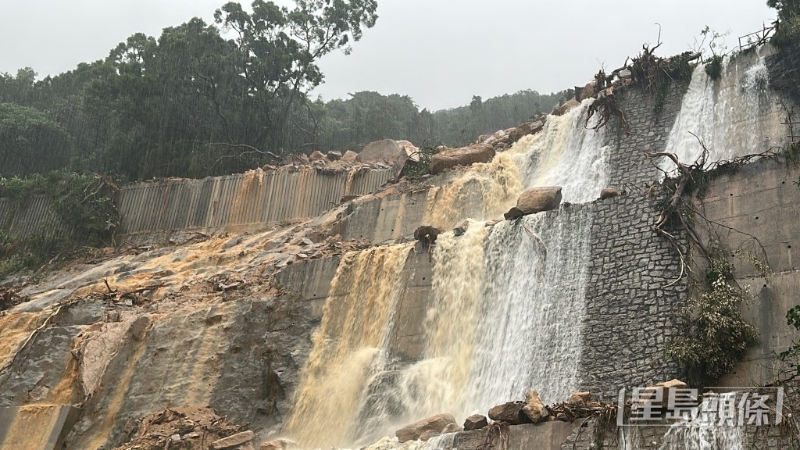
[0, 405, 81, 450]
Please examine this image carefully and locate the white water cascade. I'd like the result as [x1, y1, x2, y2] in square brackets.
[662, 49, 785, 174]
[466, 207, 594, 409]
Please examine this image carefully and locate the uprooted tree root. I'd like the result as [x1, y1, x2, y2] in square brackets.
[645, 135, 780, 287]
[586, 91, 631, 135]
[630, 44, 699, 113]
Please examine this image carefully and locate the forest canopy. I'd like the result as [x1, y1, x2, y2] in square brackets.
[0, 0, 564, 182]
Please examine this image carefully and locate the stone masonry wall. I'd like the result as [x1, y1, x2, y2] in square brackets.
[607, 80, 688, 190]
[579, 192, 688, 399]
[575, 81, 690, 398]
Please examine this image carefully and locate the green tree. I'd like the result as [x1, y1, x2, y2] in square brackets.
[0, 103, 72, 176]
[214, 0, 378, 152]
[768, 0, 800, 21]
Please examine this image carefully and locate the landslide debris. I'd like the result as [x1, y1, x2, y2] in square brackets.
[113, 406, 251, 450]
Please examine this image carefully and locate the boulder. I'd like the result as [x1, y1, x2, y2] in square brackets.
[342, 150, 358, 163]
[522, 391, 549, 423]
[453, 219, 470, 236]
[357, 139, 408, 173]
[419, 430, 441, 441]
[395, 413, 457, 443]
[414, 225, 441, 247]
[488, 401, 531, 425]
[600, 187, 619, 199]
[326, 151, 342, 161]
[396, 139, 420, 162]
[210, 430, 255, 450]
[552, 99, 580, 116]
[504, 186, 562, 219]
[442, 423, 463, 433]
[567, 391, 592, 405]
[430, 143, 495, 175]
[309, 150, 326, 162]
[463, 414, 489, 430]
[519, 120, 544, 137]
[579, 82, 598, 101]
[503, 207, 525, 220]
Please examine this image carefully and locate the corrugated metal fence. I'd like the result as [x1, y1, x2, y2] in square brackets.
[0, 194, 68, 239]
[0, 168, 393, 239]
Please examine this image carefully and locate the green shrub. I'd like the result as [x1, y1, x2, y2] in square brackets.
[704, 55, 724, 81]
[668, 247, 760, 386]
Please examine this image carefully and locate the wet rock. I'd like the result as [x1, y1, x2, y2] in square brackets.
[600, 187, 619, 199]
[309, 151, 326, 162]
[414, 225, 441, 246]
[505, 186, 562, 219]
[552, 99, 580, 116]
[503, 207, 525, 220]
[429, 143, 495, 175]
[522, 390, 549, 423]
[396, 413, 457, 443]
[515, 120, 544, 139]
[420, 430, 441, 441]
[453, 219, 470, 236]
[463, 414, 489, 430]
[326, 151, 342, 161]
[579, 82, 598, 101]
[567, 391, 592, 405]
[210, 430, 255, 449]
[488, 401, 531, 425]
[342, 150, 358, 163]
[442, 423, 463, 433]
[357, 139, 408, 173]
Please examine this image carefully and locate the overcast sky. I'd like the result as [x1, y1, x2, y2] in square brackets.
[1, 0, 776, 110]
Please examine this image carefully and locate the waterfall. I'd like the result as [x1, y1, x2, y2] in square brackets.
[466, 206, 594, 409]
[662, 50, 781, 174]
[286, 99, 610, 447]
[422, 98, 610, 230]
[284, 244, 413, 448]
[397, 221, 489, 420]
[517, 100, 609, 203]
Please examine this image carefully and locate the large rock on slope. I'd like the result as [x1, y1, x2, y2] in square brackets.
[552, 99, 580, 116]
[396, 139, 420, 162]
[357, 139, 408, 174]
[504, 186, 562, 219]
[396, 413, 457, 443]
[430, 143, 495, 175]
[488, 401, 532, 425]
[463, 414, 489, 430]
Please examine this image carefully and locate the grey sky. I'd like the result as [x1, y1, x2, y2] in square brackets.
[1, 0, 776, 110]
